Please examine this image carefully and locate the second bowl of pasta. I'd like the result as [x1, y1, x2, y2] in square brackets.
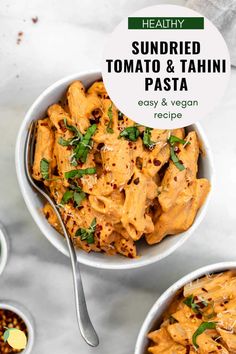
[135, 262, 236, 354]
[15, 71, 213, 269]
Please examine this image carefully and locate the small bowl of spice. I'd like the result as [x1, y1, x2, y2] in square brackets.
[0, 224, 9, 276]
[0, 301, 34, 354]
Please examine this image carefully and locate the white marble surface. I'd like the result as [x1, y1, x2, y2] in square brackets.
[0, 0, 236, 353]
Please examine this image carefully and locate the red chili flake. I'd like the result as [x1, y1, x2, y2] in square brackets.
[196, 313, 202, 319]
[153, 158, 161, 166]
[174, 176, 177, 182]
[112, 163, 116, 166]
[133, 178, 139, 185]
[58, 119, 67, 132]
[113, 184, 117, 189]
[197, 301, 207, 309]
[128, 253, 133, 258]
[217, 346, 222, 350]
[186, 345, 190, 354]
[32, 16, 38, 23]
[174, 147, 180, 153]
[202, 287, 208, 293]
[97, 143, 104, 150]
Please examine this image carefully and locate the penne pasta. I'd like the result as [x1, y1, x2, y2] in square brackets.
[32, 80, 210, 258]
[148, 271, 236, 353]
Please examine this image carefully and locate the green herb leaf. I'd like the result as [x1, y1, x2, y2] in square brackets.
[168, 135, 190, 146]
[119, 126, 140, 142]
[74, 124, 97, 163]
[192, 322, 217, 348]
[61, 190, 74, 205]
[64, 118, 82, 138]
[184, 295, 201, 314]
[58, 137, 71, 146]
[58, 136, 81, 147]
[73, 191, 86, 207]
[106, 104, 114, 133]
[40, 158, 49, 180]
[65, 167, 96, 180]
[75, 218, 96, 244]
[60, 187, 86, 207]
[143, 127, 155, 149]
[170, 146, 185, 171]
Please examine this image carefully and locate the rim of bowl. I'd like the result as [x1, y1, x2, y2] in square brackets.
[0, 223, 9, 276]
[0, 300, 34, 354]
[135, 261, 236, 354]
[15, 70, 214, 270]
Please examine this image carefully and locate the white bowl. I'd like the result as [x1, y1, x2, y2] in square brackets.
[135, 261, 236, 354]
[15, 71, 214, 270]
[0, 300, 34, 354]
[0, 223, 9, 276]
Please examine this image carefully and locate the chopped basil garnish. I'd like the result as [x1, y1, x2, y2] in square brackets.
[184, 295, 207, 314]
[61, 190, 74, 204]
[170, 146, 185, 171]
[61, 188, 86, 207]
[192, 322, 217, 348]
[73, 124, 97, 163]
[73, 190, 86, 206]
[119, 126, 140, 142]
[40, 158, 49, 180]
[75, 218, 96, 244]
[61, 120, 96, 165]
[143, 127, 155, 149]
[106, 104, 114, 133]
[58, 136, 81, 147]
[64, 118, 82, 137]
[168, 135, 190, 146]
[64, 167, 96, 180]
[168, 134, 190, 171]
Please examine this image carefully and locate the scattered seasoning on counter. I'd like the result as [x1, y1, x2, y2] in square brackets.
[0, 309, 28, 353]
[32, 16, 38, 24]
[16, 32, 23, 45]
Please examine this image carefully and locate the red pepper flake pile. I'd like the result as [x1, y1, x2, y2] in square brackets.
[0, 309, 28, 353]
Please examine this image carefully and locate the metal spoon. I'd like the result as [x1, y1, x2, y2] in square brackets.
[24, 121, 99, 347]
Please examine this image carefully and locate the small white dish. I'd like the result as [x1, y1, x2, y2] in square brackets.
[135, 261, 236, 354]
[0, 223, 9, 276]
[0, 300, 34, 354]
[15, 70, 214, 270]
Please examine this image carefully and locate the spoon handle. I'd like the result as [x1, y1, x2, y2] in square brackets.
[39, 197, 99, 347]
[59, 217, 99, 347]
[25, 122, 99, 347]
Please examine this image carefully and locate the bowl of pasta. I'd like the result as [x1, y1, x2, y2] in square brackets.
[135, 261, 236, 354]
[15, 71, 213, 269]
